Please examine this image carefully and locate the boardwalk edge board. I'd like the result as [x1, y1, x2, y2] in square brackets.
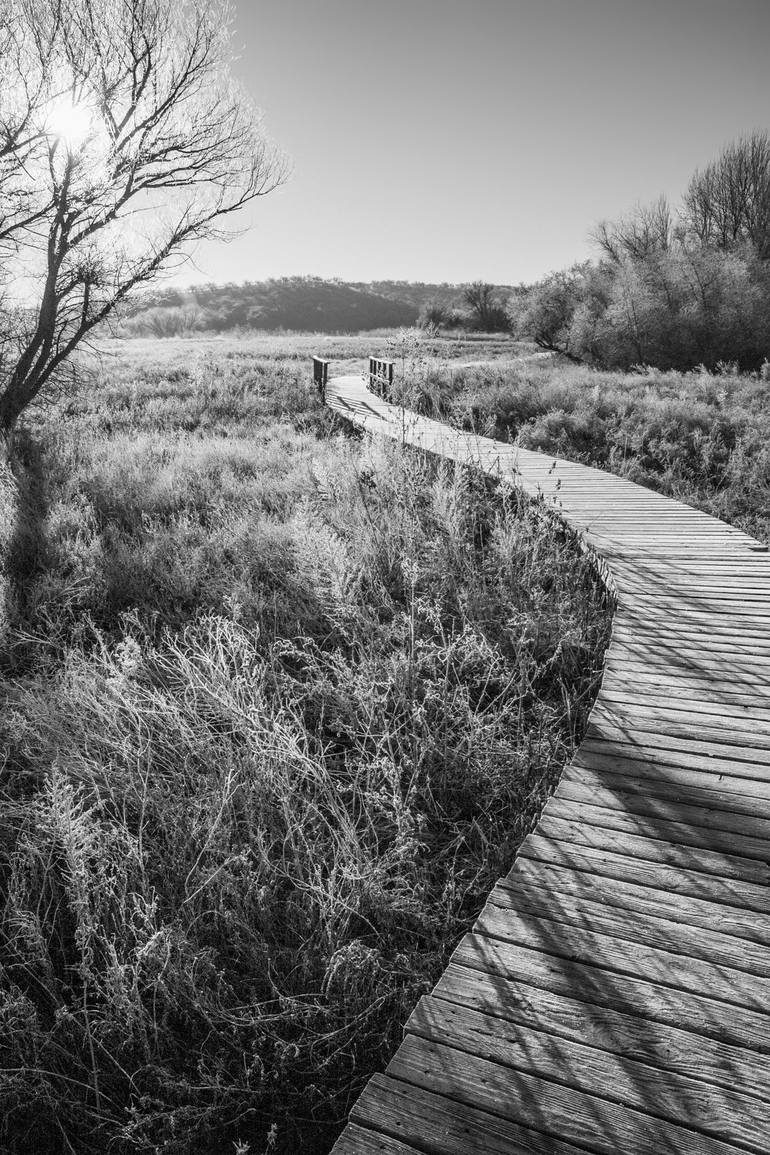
[324, 370, 770, 1155]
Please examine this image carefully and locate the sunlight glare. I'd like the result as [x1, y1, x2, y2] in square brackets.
[46, 98, 94, 151]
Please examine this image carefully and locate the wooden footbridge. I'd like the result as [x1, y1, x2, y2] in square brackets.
[316, 358, 770, 1155]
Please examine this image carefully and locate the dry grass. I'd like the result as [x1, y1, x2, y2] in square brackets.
[412, 356, 770, 545]
[0, 336, 610, 1154]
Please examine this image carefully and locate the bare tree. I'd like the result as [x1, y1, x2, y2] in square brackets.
[681, 131, 770, 257]
[0, 0, 287, 440]
[462, 281, 509, 331]
[591, 196, 673, 264]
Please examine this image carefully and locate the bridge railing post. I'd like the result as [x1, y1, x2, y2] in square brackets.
[312, 356, 329, 401]
[368, 357, 394, 400]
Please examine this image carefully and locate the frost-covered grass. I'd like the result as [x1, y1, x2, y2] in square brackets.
[0, 337, 610, 1154]
[413, 357, 770, 544]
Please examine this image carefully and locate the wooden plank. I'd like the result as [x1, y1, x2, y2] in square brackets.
[590, 701, 770, 743]
[607, 641, 770, 665]
[349, 1075, 590, 1155]
[332, 1124, 425, 1154]
[604, 653, 770, 677]
[610, 631, 770, 655]
[614, 573, 770, 586]
[601, 535, 767, 545]
[408, 997, 770, 1151]
[609, 600, 770, 620]
[572, 747, 770, 797]
[474, 901, 770, 1007]
[619, 593, 770, 611]
[585, 722, 770, 765]
[616, 591, 770, 604]
[608, 647, 770, 670]
[593, 535, 757, 544]
[570, 515, 748, 524]
[595, 687, 770, 725]
[603, 548, 767, 558]
[532, 806, 770, 890]
[559, 765, 770, 828]
[486, 879, 770, 974]
[590, 539, 755, 549]
[568, 515, 750, 523]
[617, 617, 770, 640]
[501, 856, 770, 943]
[604, 657, 770, 683]
[431, 964, 770, 1099]
[581, 527, 755, 537]
[599, 671, 770, 701]
[612, 573, 770, 587]
[611, 563, 770, 577]
[614, 605, 770, 623]
[577, 520, 753, 528]
[386, 1036, 747, 1155]
[452, 933, 770, 1053]
[543, 791, 770, 850]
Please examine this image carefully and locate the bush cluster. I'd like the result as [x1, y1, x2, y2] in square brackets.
[513, 133, 770, 371]
[514, 247, 770, 371]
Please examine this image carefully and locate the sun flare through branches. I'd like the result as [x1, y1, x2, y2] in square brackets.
[44, 95, 95, 152]
[0, 0, 288, 440]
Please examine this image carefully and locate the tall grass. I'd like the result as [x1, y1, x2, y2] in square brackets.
[412, 358, 770, 544]
[0, 339, 610, 1153]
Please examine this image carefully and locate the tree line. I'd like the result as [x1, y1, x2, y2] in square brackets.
[122, 277, 421, 336]
[514, 132, 770, 371]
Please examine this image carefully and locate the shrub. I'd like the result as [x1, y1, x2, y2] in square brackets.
[517, 246, 770, 372]
[417, 298, 462, 330]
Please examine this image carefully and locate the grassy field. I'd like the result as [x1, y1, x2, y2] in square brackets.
[0, 334, 611, 1154]
[410, 355, 770, 545]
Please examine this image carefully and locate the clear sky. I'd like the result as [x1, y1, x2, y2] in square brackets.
[178, 0, 770, 286]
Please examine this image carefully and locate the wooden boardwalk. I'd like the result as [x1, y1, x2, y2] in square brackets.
[324, 370, 770, 1155]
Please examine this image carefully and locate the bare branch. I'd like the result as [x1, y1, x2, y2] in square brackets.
[681, 132, 770, 258]
[0, 0, 288, 436]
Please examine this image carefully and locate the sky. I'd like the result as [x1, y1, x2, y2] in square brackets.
[177, 0, 770, 287]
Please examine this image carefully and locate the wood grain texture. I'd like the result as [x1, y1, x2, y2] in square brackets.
[325, 372, 770, 1154]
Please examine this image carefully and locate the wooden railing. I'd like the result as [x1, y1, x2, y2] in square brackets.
[368, 357, 394, 400]
[312, 356, 329, 399]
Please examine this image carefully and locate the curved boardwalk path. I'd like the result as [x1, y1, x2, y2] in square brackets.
[324, 370, 770, 1155]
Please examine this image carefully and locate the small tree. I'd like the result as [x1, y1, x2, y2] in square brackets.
[512, 266, 590, 361]
[462, 281, 509, 331]
[417, 297, 460, 330]
[0, 0, 287, 441]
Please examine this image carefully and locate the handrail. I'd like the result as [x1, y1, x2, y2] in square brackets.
[368, 356, 394, 400]
[312, 356, 329, 399]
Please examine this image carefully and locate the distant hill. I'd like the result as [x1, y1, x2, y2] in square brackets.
[350, 281, 475, 310]
[120, 276, 513, 336]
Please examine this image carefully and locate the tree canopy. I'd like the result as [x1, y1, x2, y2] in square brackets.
[0, 0, 287, 438]
[514, 132, 770, 372]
